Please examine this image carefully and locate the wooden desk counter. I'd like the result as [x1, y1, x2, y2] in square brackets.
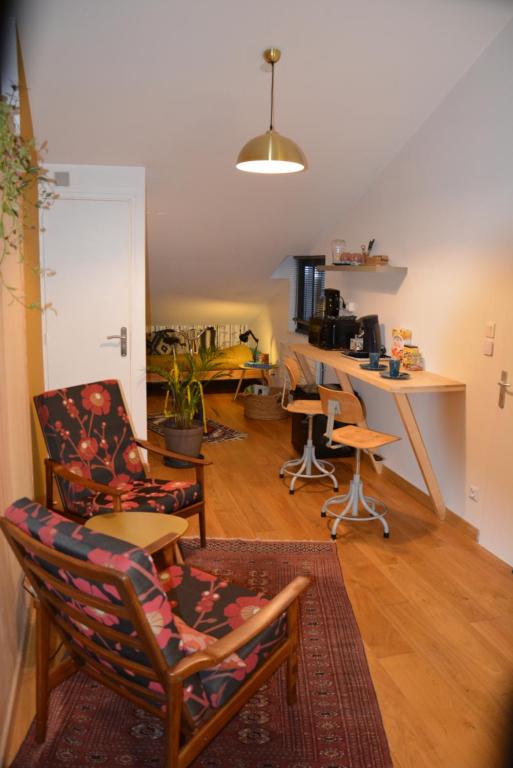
[291, 344, 466, 520]
[291, 345, 465, 394]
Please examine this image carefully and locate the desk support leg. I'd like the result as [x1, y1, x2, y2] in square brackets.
[393, 393, 446, 520]
[333, 371, 383, 475]
[295, 353, 316, 385]
[233, 369, 246, 401]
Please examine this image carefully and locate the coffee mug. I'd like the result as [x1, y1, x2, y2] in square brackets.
[369, 352, 380, 369]
[389, 358, 401, 378]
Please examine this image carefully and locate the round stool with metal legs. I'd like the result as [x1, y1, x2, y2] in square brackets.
[318, 386, 400, 538]
[279, 358, 338, 496]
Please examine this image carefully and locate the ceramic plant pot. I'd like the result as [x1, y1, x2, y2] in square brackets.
[162, 419, 204, 468]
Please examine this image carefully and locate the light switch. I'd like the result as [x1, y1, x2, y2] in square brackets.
[54, 171, 70, 187]
[485, 321, 496, 339]
[483, 339, 494, 356]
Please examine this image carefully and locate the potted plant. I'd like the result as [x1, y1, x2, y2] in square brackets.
[148, 347, 222, 465]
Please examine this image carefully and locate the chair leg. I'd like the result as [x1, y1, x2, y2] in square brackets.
[322, 450, 389, 538]
[44, 459, 55, 511]
[280, 416, 338, 495]
[35, 599, 50, 743]
[286, 602, 299, 705]
[287, 650, 298, 706]
[359, 483, 390, 537]
[199, 504, 206, 548]
[165, 683, 183, 768]
[320, 486, 351, 517]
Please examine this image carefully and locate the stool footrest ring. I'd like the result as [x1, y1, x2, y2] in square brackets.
[322, 475, 390, 537]
[280, 442, 338, 494]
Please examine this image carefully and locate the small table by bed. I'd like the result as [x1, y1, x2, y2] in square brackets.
[233, 362, 277, 400]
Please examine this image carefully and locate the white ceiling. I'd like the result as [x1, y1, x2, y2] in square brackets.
[16, 0, 513, 323]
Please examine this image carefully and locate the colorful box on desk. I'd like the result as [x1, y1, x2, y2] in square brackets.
[402, 345, 425, 371]
[391, 328, 412, 360]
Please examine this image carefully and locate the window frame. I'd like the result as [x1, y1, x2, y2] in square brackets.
[294, 256, 326, 335]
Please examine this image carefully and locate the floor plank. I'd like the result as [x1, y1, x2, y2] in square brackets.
[6, 389, 513, 768]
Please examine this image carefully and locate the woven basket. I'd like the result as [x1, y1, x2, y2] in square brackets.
[243, 388, 288, 420]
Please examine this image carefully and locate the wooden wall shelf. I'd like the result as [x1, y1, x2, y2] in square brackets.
[318, 265, 408, 274]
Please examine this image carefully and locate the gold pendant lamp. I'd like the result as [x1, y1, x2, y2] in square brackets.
[236, 48, 307, 174]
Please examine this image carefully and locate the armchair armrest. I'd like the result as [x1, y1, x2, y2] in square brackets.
[48, 460, 124, 497]
[169, 575, 310, 680]
[45, 459, 124, 514]
[134, 438, 212, 466]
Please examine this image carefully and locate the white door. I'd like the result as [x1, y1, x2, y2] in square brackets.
[479, 303, 513, 566]
[40, 164, 147, 436]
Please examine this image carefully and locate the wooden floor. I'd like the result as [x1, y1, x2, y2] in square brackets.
[6, 389, 513, 768]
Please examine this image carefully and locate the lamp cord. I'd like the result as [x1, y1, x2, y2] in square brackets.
[269, 62, 275, 131]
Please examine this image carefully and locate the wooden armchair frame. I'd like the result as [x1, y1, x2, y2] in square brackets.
[1, 517, 309, 768]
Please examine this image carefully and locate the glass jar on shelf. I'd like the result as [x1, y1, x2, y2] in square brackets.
[330, 239, 346, 265]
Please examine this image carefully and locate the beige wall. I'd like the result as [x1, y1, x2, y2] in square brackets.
[19, 45, 46, 501]
[0, 254, 33, 758]
[0, 45, 45, 758]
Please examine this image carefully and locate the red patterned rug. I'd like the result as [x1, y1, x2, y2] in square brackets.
[11, 539, 392, 768]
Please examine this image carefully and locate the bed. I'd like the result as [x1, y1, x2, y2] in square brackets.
[146, 327, 254, 384]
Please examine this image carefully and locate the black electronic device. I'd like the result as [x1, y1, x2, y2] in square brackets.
[334, 316, 359, 349]
[358, 314, 381, 354]
[322, 288, 340, 319]
[308, 288, 344, 349]
[341, 314, 382, 358]
[308, 317, 322, 347]
[308, 317, 338, 349]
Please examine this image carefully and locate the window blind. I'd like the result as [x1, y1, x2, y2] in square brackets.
[294, 256, 325, 334]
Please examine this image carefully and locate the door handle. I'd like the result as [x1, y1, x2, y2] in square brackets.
[107, 327, 127, 357]
[497, 370, 511, 409]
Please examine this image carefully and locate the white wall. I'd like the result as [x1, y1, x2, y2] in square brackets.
[149, 298, 267, 329]
[268, 18, 513, 533]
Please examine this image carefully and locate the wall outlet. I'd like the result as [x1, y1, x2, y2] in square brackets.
[469, 485, 480, 502]
[485, 321, 496, 339]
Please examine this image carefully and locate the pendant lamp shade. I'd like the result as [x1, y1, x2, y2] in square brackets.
[236, 129, 306, 174]
[236, 48, 307, 175]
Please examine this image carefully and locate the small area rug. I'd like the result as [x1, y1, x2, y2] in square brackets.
[148, 412, 247, 443]
[12, 539, 392, 768]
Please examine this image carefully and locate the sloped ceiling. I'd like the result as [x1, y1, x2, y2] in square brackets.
[15, 0, 513, 323]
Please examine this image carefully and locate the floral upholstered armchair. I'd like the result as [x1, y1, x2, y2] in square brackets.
[1, 499, 310, 768]
[34, 380, 209, 546]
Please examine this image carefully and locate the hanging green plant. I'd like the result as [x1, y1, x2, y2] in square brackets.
[0, 94, 56, 309]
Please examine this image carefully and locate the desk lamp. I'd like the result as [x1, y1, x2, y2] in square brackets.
[239, 330, 259, 361]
